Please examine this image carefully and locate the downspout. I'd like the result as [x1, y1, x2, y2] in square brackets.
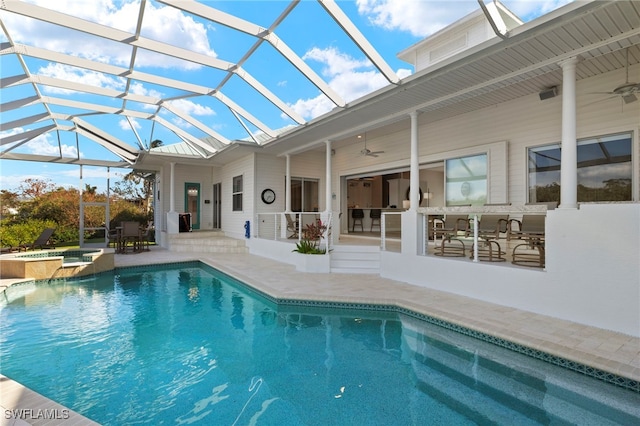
[478, 0, 508, 39]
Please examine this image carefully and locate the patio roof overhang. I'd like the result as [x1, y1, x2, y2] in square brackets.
[1, 1, 639, 170]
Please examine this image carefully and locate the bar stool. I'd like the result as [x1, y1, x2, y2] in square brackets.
[370, 209, 381, 231]
[351, 209, 364, 232]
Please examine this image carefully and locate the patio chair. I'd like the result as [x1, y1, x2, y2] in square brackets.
[511, 215, 546, 268]
[107, 228, 119, 249]
[285, 214, 299, 239]
[470, 214, 509, 262]
[20, 228, 56, 251]
[120, 221, 142, 253]
[139, 223, 153, 251]
[433, 214, 470, 257]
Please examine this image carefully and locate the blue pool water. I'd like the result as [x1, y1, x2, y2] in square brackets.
[1, 264, 638, 425]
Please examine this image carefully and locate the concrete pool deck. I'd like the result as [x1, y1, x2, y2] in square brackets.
[1, 245, 639, 424]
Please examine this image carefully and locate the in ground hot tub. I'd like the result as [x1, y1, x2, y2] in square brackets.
[0, 249, 114, 280]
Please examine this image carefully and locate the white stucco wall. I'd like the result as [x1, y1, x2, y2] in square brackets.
[381, 203, 640, 337]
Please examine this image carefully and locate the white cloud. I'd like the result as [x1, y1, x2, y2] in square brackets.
[25, 133, 79, 157]
[0, 128, 76, 158]
[37, 63, 125, 94]
[291, 46, 412, 120]
[356, 0, 476, 38]
[9, 0, 216, 70]
[356, 0, 574, 38]
[167, 99, 216, 117]
[303, 47, 371, 78]
[119, 118, 140, 131]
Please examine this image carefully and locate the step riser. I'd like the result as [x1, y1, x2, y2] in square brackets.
[330, 246, 380, 274]
[168, 233, 247, 254]
[171, 246, 248, 254]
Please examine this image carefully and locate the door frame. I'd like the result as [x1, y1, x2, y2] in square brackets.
[184, 182, 201, 230]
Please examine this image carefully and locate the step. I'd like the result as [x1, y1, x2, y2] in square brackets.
[330, 244, 380, 274]
[168, 233, 248, 254]
[171, 245, 248, 254]
[330, 267, 380, 274]
[401, 318, 637, 425]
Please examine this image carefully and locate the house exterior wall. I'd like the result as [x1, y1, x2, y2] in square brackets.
[156, 162, 215, 235]
[216, 154, 255, 240]
[291, 150, 327, 212]
[332, 68, 639, 211]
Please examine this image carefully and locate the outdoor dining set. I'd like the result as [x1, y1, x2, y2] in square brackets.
[108, 221, 152, 254]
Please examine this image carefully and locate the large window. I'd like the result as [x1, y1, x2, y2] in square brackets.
[290, 177, 319, 212]
[445, 154, 487, 206]
[528, 132, 632, 203]
[232, 175, 243, 211]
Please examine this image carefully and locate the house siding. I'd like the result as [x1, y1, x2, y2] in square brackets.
[217, 154, 255, 239]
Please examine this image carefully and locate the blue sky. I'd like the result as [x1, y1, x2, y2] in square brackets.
[0, 0, 572, 194]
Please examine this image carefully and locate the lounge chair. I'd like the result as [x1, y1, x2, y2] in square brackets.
[20, 228, 56, 251]
[511, 215, 546, 268]
[285, 214, 299, 239]
[470, 214, 509, 261]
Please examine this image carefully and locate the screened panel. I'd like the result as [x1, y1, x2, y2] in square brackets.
[528, 132, 632, 203]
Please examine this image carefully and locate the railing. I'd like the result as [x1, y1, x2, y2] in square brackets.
[380, 211, 403, 252]
[254, 212, 334, 253]
[417, 205, 549, 262]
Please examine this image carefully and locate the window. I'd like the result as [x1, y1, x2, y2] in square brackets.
[445, 153, 487, 206]
[290, 177, 319, 212]
[232, 175, 243, 211]
[528, 132, 632, 203]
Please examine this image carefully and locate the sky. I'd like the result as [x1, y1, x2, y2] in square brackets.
[0, 0, 573, 195]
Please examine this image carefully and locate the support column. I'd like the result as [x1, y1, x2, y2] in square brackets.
[325, 140, 332, 213]
[402, 111, 422, 255]
[559, 57, 578, 209]
[167, 162, 179, 234]
[409, 111, 420, 211]
[285, 154, 292, 212]
[169, 162, 176, 212]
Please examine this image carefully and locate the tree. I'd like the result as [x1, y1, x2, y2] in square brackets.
[114, 139, 162, 212]
[0, 189, 20, 216]
[18, 178, 55, 199]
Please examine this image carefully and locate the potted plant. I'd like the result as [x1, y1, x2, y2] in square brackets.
[292, 219, 330, 272]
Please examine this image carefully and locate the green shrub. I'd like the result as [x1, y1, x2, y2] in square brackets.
[293, 239, 326, 254]
[0, 218, 58, 248]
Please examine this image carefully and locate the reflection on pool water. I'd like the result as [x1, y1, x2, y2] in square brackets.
[1, 263, 638, 425]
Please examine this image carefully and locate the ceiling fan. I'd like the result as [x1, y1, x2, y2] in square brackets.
[595, 47, 639, 104]
[359, 133, 384, 157]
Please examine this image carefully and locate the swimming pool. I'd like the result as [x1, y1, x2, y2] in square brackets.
[1, 263, 638, 425]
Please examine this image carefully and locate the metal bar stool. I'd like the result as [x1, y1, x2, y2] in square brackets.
[351, 208, 364, 232]
[370, 209, 381, 231]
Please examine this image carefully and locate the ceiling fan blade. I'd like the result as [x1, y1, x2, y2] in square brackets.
[583, 95, 619, 107]
[370, 150, 385, 155]
[623, 93, 638, 104]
